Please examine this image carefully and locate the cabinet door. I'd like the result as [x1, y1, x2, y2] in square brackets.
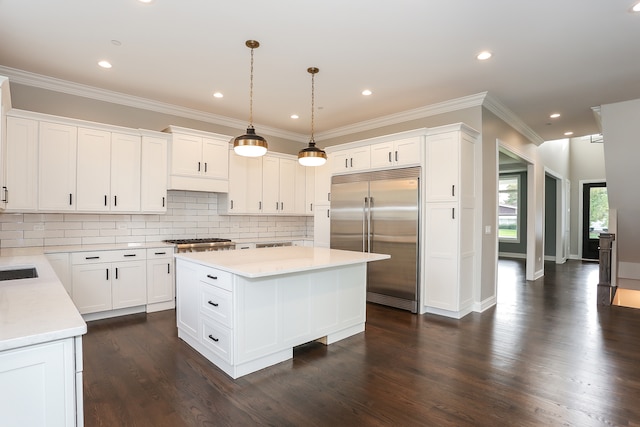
[110, 133, 141, 212]
[426, 131, 459, 202]
[72, 263, 112, 314]
[313, 205, 331, 247]
[424, 203, 459, 311]
[350, 146, 371, 171]
[261, 156, 280, 214]
[330, 150, 350, 174]
[245, 156, 263, 213]
[112, 260, 147, 309]
[304, 166, 315, 215]
[176, 260, 200, 339]
[294, 163, 307, 214]
[5, 117, 38, 211]
[395, 137, 421, 166]
[278, 158, 296, 214]
[38, 122, 77, 211]
[141, 135, 168, 212]
[227, 149, 247, 213]
[0, 339, 76, 427]
[202, 137, 229, 179]
[147, 257, 174, 304]
[76, 127, 111, 211]
[370, 141, 395, 168]
[314, 162, 331, 205]
[171, 133, 202, 177]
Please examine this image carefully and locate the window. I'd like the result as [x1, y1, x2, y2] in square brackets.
[499, 175, 520, 241]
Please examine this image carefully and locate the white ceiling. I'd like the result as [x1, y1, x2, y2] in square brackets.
[1, 0, 639, 143]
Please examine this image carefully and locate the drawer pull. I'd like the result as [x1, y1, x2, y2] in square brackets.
[154, 251, 167, 255]
[206, 274, 218, 280]
[207, 300, 219, 307]
[86, 256, 100, 260]
[123, 254, 137, 257]
[208, 334, 219, 342]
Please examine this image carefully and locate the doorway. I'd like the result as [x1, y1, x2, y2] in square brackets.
[581, 182, 608, 260]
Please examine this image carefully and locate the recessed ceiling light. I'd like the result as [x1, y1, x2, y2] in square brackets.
[98, 60, 112, 69]
[476, 51, 492, 60]
[213, 92, 223, 98]
[564, 131, 574, 136]
[290, 114, 299, 119]
[631, 2, 640, 12]
[362, 89, 372, 96]
[550, 113, 561, 119]
[139, 0, 153, 3]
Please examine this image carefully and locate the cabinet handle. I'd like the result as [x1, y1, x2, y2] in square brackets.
[452, 207, 455, 219]
[327, 192, 330, 202]
[452, 185, 455, 197]
[124, 254, 137, 257]
[350, 158, 353, 167]
[281, 202, 284, 210]
[208, 334, 219, 342]
[206, 274, 218, 280]
[344, 158, 348, 168]
[310, 203, 313, 212]
[327, 209, 330, 218]
[69, 193, 73, 205]
[198, 161, 201, 172]
[167, 263, 171, 274]
[1, 186, 7, 203]
[204, 162, 208, 173]
[162, 196, 165, 207]
[388, 152, 392, 163]
[395, 151, 398, 162]
[114, 195, 117, 206]
[104, 195, 107, 206]
[207, 300, 219, 307]
[106, 268, 109, 280]
[86, 256, 100, 260]
[155, 251, 166, 255]
[259, 201, 262, 210]
[276, 202, 279, 210]
[115, 267, 119, 280]
[230, 200, 234, 210]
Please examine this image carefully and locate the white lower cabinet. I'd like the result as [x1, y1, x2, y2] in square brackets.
[0, 336, 83, 427]
[70, 249, 146, 315]
[146, 247, 175, 312]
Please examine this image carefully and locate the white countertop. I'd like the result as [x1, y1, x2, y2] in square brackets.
[0, 254, 87, 352]
[0, 241, 175, 258]
[175, 246, 390, 278]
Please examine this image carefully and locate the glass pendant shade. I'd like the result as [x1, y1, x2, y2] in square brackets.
[233, 126, 268, 157]
[298, 141, 327, 166]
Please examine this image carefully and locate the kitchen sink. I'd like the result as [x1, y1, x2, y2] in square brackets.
[0, 267, 38, 281]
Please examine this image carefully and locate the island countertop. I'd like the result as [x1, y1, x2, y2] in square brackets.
[0, 254, 87, 352]
[175, 246, 390, 278]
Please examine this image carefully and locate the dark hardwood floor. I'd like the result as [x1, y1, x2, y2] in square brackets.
[82, 260, 640, 426]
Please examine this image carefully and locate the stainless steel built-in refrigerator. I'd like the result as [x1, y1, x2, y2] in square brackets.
[330, 167, 420, 313]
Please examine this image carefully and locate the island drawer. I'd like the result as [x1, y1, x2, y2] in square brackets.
[200, 283, 233, 328]
[201, 318, 233, 363]
[199, 267, 232, 291]
[146, 248, 174, 259]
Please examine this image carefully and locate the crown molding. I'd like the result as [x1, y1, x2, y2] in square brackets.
[316, 92, 488, 140]
[0, 65, 307, 142]
[591, 105, 602, 133]
[1, 65, 544, 145]
[482, 93, 544, 145]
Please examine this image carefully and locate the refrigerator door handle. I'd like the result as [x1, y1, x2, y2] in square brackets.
[362, 197, 367, 252]
[366, 196, 373, 253]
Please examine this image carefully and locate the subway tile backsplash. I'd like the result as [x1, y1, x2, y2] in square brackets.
[0, 191, 314, 248]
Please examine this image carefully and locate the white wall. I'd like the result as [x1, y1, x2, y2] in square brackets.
[0, 190, 312, 248]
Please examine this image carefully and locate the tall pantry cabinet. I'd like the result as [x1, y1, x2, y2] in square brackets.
[424, 123, 479, 319]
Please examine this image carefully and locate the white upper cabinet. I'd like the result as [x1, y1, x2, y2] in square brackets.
[262, 155, 296, 214]
[370, 137, 421, 169]
[38, 121, 77, 211]
[5, 116, 38, 211]
[166, 126, 230, 193]
[110, 132, 141, 212]
[330, 146, 371, 174]
[140, 133, 168, 213]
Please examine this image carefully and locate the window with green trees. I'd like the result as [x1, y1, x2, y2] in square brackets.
[499, 175, 519, 241]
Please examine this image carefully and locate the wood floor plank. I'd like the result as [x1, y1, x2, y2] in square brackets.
[82, 260, 640, 426]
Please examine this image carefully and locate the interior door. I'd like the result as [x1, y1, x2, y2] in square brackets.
[582, 182, 608, 260]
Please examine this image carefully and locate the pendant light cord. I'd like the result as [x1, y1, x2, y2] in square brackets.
[249, 46, 254, 127]
[310, 70, 315, 145]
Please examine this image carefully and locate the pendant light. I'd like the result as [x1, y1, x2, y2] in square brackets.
[233, 40, 268, 157]
[298, 67, 327, 167]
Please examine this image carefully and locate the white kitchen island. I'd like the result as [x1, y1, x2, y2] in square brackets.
[175, 246, 389, 379]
